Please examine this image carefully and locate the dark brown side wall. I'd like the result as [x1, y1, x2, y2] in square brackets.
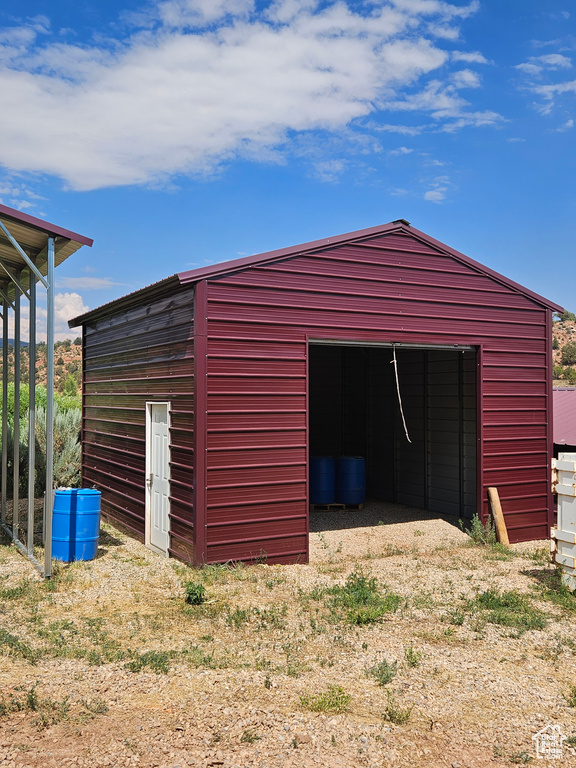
[201, 231, 551, 563]
[82, 287, 195, 562]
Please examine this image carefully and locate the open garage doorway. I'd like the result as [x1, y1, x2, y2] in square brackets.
[308, 342, 478, 554]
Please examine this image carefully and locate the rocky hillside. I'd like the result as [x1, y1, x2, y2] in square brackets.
[5, 337, 82, 394]
[553, 313, 576, 386]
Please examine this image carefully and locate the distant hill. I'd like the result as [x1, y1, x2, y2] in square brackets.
[3, 339, 82, 393]
[0, 339, 29, 348]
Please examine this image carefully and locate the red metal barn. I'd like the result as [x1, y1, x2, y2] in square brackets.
[71, 221, 562, 564]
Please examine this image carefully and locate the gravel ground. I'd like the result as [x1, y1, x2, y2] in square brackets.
[1, 502, 576, 768]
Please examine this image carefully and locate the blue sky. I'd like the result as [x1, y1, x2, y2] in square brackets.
[0, 0, 574, 338]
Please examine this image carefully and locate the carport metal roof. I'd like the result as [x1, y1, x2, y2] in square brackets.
[0, 203, 92, 577]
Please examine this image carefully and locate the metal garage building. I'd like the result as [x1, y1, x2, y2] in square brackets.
[71, 220, 562, 565]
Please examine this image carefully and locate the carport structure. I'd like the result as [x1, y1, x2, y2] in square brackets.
[0, 204, 92, 576]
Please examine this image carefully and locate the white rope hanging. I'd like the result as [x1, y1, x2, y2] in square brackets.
[391, 344, 412, 443]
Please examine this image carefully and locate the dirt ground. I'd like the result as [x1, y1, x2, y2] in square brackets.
[1, 503, 576, 768]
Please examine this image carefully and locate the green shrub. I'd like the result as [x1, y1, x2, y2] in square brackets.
[366, 659, 397, 686]
[34, 405, 81, 491]
[565, 368, 576, 386]
[463, 514, 496, 546]
[561, 342, 576, 366]
[184, 581, 206, 606]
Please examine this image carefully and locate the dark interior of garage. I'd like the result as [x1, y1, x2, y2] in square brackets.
[308, 344, 477, 519]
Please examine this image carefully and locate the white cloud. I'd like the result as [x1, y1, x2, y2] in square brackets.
[516, 53, 572, 76]
[0, 177, 46, 212]
[424, 187, 446, 202]
[158, 0, 255, 28]
[56, 292, 89, 331]
[515, 49, 576, 117]
[56, 277, 123, 290]
[451, 50, 488, 64]
[0, 1, 490, 190]
[9, 292, 89, 342]
[386, 78, 503, 130]
[388, 146, 413, 155]
[423, 173, 452, 202]
[451, 68, 481, 88]
[531, 78, 576, 114]
[312, 159, 347, 182]
[555, 118, 574, 131]
[375, 122, 424, 135]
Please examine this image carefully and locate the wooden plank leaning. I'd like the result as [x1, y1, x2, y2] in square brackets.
[487, 487, 509, 546]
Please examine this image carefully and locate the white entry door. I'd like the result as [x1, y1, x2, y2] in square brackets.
[146, 403, 170, 555]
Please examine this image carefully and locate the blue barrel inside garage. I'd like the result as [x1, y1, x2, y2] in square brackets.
[309, 456, 335, 504]
[336, 456, 366, 505]
[52, 489, 101, 562]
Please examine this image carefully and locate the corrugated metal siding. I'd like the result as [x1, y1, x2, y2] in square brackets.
[82, 288, 195, 561]
[203, 231, 551, 560]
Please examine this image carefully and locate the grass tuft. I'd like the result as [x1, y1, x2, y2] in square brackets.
[300, 685, 351, 714]
[0, 628, 40, 664]
[325, 569, 402, 625]
[563, 684, 576, 707]
[470, 589, 547, 633]
[382, 692, 413, 724]
[366, 659, 397, 686]
[404, 644, 423, 668]
[125, 650, 172, 674]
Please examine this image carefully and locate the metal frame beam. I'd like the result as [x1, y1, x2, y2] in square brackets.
[0, 235, 56, 577]
[0, 218, 48, 288]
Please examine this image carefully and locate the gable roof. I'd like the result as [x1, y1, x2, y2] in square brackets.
[70, 220, 563, 326]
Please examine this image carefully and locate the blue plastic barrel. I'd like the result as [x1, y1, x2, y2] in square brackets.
[310, 456, 335, 504]
[52, 489, 101, 562]
[336, 456, 366, 505]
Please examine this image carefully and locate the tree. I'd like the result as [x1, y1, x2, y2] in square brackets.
[561, 342, 576, 366]
[565, 368, 576, 386]
[556, 310, 576, 322]
[62, 374, 78, 397]
[553, 336, 559, 350]
[73, 337, 82, 346]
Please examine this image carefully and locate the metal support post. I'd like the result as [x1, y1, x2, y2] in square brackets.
[27, 275, 36, 555]
[1, 299, 7, 525]
[12, 284, 20, 539]
[44, 238, 55, 577]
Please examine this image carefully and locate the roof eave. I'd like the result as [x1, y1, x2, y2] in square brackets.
[69, 274, 181, 327]
[0, 203, 93, 247]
